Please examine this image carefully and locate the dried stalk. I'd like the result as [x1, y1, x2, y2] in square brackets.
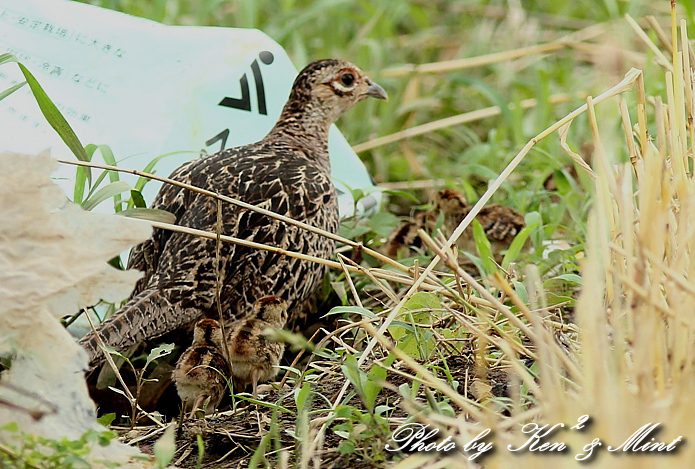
[56, 159, 408, 273]
[353, 93, 575, 153]
[380, 23, 606, 77]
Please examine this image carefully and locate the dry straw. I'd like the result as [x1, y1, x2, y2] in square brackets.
[382, 5, 695, 468]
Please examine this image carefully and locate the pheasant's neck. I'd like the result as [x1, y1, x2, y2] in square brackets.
[266, 98, 336, 169]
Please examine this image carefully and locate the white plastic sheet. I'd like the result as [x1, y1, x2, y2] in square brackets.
[0, 150, 151, 467]
[0, 0, 379, 217]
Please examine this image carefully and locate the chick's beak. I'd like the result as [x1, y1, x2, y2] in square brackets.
[363, 78, 388, 100]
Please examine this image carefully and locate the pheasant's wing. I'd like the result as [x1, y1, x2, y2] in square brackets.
[127, 159, 199, 297]
[148, 145, 337, 318]
[82, 142, 337, 367]
[477, 205, 525, 243]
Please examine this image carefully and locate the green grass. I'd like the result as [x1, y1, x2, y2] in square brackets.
[71, 0, 673, 229]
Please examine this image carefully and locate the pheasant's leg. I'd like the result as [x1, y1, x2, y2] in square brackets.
[232, 377, 245, 395]
[251, 368, 260, 399]
[189, 394, 205, 419]
[176, 401, 187, 435]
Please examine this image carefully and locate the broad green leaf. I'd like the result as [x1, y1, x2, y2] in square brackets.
[81, 181, 133, 211]
[102, 345, 125, 359]
[330, 281, 348, 305]
[388, 322, 433, 358]
[349, 187, 365, 203]
[153, 425, 176, 469]
[368, 211, 400, 237]
[551, 273, 583, 285]
[324, 305, 377, 319]
[341, 354, 366, 399]
[0, 422, 19, 432]
[294, 382, 311, 410]
[338, 440, 355, 454]
[334, 405, 352, 419]
[402, 291, 441, 313]
[553, 168, 573, 194]
[397, 383, 413, 400]
[130, 190, 147, 208]
[511, 280, 528, 304]
[365, 363, 386, 410]
[96, 413, 116, 427]
[145, 343, 175, 367]
[339, 219, 372, 239]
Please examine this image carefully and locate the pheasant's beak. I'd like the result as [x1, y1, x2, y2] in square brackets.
[362, 78, 388, 100]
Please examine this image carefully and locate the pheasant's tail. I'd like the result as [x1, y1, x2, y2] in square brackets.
[78, 289, 202, 371]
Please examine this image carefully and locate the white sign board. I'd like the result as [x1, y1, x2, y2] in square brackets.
[0, 0, 378, 217]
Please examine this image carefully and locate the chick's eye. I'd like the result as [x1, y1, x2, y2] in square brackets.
[340, 73, 355, 86]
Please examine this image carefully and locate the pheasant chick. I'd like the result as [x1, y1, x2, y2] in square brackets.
[432, 188, 526, 258]
[227, 296, 288, 398]
[172, 318, 230, 417]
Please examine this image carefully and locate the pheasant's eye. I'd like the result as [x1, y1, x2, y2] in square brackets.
[340, 73, 355, 86]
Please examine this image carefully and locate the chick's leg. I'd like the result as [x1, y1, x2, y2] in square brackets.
[251, 368, 260, 399]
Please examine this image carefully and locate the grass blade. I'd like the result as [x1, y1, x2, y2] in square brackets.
[118, 207, 177, 224]
[16, 63, 89, 162]
[471, 219, 497, 275]
[0, 81, 26, 101]
[501, 223, 536, 269]
[81, 181, 132, 211]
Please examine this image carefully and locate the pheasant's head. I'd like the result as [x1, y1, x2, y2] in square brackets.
[433, 189, 469, 214]
[276, 59, 387, 139]
[192, 318, 225, 349]
[253, 295, 289, 329]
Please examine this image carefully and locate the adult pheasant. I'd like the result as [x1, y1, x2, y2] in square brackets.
[79, 59, 387, 368]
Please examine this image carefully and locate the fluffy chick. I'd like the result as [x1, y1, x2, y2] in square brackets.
[172, 318, 230, 417]
[226, 296, 288, 398]
[382, 211, 435, 258]
[432, 188, 526, 258]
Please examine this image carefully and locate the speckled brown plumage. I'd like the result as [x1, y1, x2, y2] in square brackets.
[433, 189, 525, 256]
[382, 212, 434, 257]
[226, 296, 288, 398]
[172, 319, 229, 416]
[79, 59, 387, 368]
[383, 189, 525, 263]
